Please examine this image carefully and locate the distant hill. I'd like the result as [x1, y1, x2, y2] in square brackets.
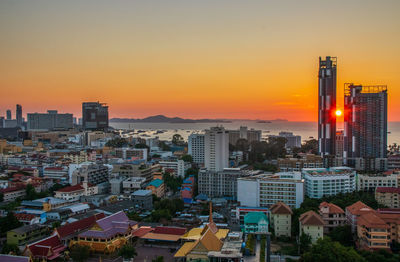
[110, 115, 231, 123]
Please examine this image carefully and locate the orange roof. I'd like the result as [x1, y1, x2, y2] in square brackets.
[299, 211, 324, 226]
[270, 202, 293, 215]
[141, 232, 182, 242]
[346, 201, 374, 216]
[358, 212, 389, 229]
[319, 202, 344, 214]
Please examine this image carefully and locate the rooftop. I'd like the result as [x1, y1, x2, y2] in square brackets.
[270, 202, 293, 215]
[299, 211, 324, 226]
[376, 187, 400, 194]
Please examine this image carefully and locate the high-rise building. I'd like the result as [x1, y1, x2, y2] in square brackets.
[16, 104, 22, 127]
[318, 56, 337, 157]
[335, 130, 344, 157]
[82, 102, 109, 131]
[228, 126, 262, 146]
[343, 84, 388, 171]
[27, 110, 73, 131]
[205, 126, 229, 172]
[275, 132, 301, 149]
[6, 110, 11, 120]
[188, 133, 205, 164]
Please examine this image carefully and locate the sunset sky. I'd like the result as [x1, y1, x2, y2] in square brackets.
[1, 0, 399, 121]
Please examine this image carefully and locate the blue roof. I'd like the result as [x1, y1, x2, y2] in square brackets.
[183, 198, 193, 204]
[132, 189, 152, 196]
[195, 193, 208, 200]
[21, 201, 43, 207]
[147, 179, 163, 188]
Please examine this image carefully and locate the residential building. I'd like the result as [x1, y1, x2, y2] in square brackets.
[71, 163, 109, 185]
[228, 126, 262, 145]
[7, 224, 48, 246]
[358, 172, 399, 192]
[122, 177, 146, 195]
[188, 133, 205, 165]
[146, 179, 165, 198]
[302, 167, 356, 198]
[54, 182, 98, 202]
[376, 208, 400, 245]
[319, 202, 346, 234]
[64, 151, 89, 164]
[275, 132, 301, 149]
[318, 56, 337, 157]
[278, 154, 323, 172]
[198, 167, 259, 200]
[205, 126, 229, 172]
[243, 212, 268, 234]
[357, 212, 390, 250]
[43, 166, 69, 183]
[70, 211, 138, 253]
[237, 172, 304, 209]
[131, 189, 153, 210]
[388, 154, 400, 170]
[82, 102, 109, 131]
[115, 147, 147, 161]
[345, 201, 375, 233]
[207, 232, 243, 261]
[232, 206, 269, 226]
[159, 159, 190, 177]
[270, 202, 293, 237]
[0, 186, 26, 202]
[299, 210, 324, 243]
[375, 187, 400, 208]
[27, 110, 73, 131]
[344, 84, 388, 171]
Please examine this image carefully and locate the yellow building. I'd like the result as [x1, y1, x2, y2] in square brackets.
[146, 179, 165, 198]
[0, 139, 22, 154]
[357, 212, 390, 250]
[375, 187, 400, 208]
[299, 210, 324, 243]
[270, 202, 293, 237]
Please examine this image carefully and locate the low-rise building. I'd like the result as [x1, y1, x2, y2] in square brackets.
[375, 187, 400, 208]
[278, 154, 323, 172]
[358, 172, 399, 192]
[7, 224, 48, 246]
[122, 177, 146, 195]
[357, 212, 390, 250]
[319, 202, 346, 234]
[376, 208, 400, 245]
[43, 166, 69, 183]
[23, 234, 66, 261]
[270, 202, 293, 237]
[243, 212, 268, 234]
[146, 179, 165, 198]
[0, 186, 26, 202]
[54, 182, 98, 202]
[345, 201, 375, 233]
[131, 189, 153, 210]
[159, 159, 190, 177]
[299, 211, 324, 243]
[115, 148, 147, 161]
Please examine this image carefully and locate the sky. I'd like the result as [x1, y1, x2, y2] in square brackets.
[0, 0, 399, 121]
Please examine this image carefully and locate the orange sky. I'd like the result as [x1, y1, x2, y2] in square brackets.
[1, 1, 399, 121]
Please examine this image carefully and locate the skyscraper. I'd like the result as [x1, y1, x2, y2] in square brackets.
[16, 104, 22, 127]
[318, 56, 337, 157]
[343, 84, 388, 171]
[204, 126, 229, 172]
[188, 133, 205, 165]
[82, 102, 109, 131]
[6, 110, 11, 120]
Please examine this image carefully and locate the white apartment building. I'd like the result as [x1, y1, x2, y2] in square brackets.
[237, 172, 304, 209]
[188, 133, 205, 165]
[302, 167, 356, 199]
[159, 160, 190, 177]
[358, 172, 399, 191]
[205, 127, 229, 172]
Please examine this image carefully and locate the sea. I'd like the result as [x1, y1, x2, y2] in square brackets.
[110, 121, 400, 145]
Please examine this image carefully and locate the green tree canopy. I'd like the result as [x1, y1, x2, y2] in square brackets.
[70, 244, 90, 262]
[118, 244, 137, 259]
[181, 154, 193, 162]
[172, 134, 184, 146]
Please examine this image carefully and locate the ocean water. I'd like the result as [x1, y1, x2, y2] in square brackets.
[110, 121, 400, 145]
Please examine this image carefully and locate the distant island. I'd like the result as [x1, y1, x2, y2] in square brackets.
[110, 115, 232, 123]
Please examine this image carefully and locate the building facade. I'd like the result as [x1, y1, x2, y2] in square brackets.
[71, 164, 109, 185]
[188, 133, 205, 165]
[375, 187, 400, 208]
[27, 111, 73, 131]
[82, 102, 109, 131]
[205, 126, 229, 172]
[270, 202, 293, 237]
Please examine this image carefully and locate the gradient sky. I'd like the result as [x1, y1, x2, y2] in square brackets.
[1, 0, 399, 121]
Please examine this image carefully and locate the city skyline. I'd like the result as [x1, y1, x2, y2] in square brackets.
[1, 1, 400, 121]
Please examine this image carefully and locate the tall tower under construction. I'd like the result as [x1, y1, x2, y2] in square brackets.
[343, 84, 387, 170]
[318, 56, 337, 157]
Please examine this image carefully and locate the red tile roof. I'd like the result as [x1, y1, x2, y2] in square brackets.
[0, 185, 25, 193]
[376, 187, 400, 194]
[14, 213, 37, 222]
[132, 227, 154, 237]
[346, 201, 374, 216]
[270, 201, 293, 215]
[319, 202, 344, 214]
[55, 213, 105, 239]
[299, 211, 324, 226]
[55, 184, 84, 193]
[25, 234, 66, 260]
[153, 226, 187, 235]
[358, 212, 389, 229]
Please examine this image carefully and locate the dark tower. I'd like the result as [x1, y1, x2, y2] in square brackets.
[16, 104, 22, 127]
[318, 56, 337, 157]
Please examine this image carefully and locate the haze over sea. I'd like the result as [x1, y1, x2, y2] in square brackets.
[110, 121, 400, 145]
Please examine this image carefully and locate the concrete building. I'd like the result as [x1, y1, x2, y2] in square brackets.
[205, 126, 229, 172]
[318, 56, 337, 157]
[54, 182, 98, 202]
[318, 202, 346, 234]
[375, 187, 400, 208]
[388, 154, 400, 170]
[335, 130, 344, 157]
[198, 167, 258, 200]
[237, 172, 304, 209]
[228, 126, 262, 145]
[270, 202, 293, 237]
[188, 133, 205, 165]
[6, 109, 11, 120]
[358, 172, 399, 192]
[7, 224, 48, 246]
[71, 164, 109, 185]
[357, 212, 390, 250]
[159, 159, 190, 177]
[131, 189, 153, 210]
[243, 212, 268, 234]
[146, 179, 165, 198]
[82, 102, 108, 131]
[115, 148, 147, 161]
[27, 111, 73, 131]
[344, 84, 388, 171]
[278, 154, 323, 172]
[299, 211, 324, 243]
[345, 201, 375, 233]
[302, 167, 356, 198]
[122, 177, 146, 195]
[16, 104, 23, 127]
[276, 132, 301, 149]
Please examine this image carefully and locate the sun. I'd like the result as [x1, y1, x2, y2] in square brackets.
[335, 109, 342, 116]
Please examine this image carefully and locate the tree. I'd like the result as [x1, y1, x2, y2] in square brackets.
[359, 249, 400, 262]
[181, 154, 193, 163]
[328, 225, 353, 247]
[172, 134, 184, 146]
[300, 139, 318, 155]
[0, 212, 22, 236]
[118, 244, 137, 260]
[1, 243, 20, 255]
[152, 256, 164, 262]
[25, 184, 37, 200]
[105, 137, 128, 148]
[299, 232, 312, 254]
[0, 192, 3, 202]
[70, 244, 90, 262]
[52, 221, 61, 229]
[158, 141, 171, 151]
[235, 138, 249, 152]
[301, 237, 364, 262]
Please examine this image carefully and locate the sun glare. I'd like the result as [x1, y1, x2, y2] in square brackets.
[336, 109, 342, 116]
